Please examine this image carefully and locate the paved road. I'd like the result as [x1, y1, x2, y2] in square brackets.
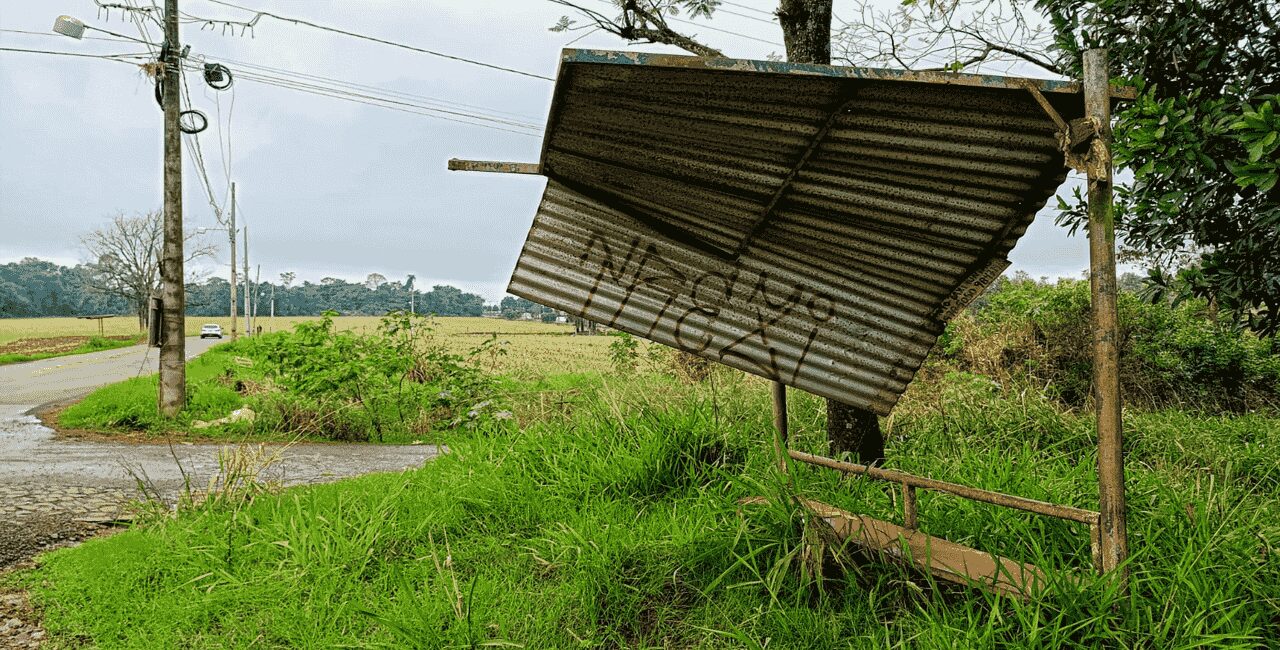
[0, 338, 440, 568]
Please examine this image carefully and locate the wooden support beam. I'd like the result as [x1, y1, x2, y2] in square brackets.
[1084, 47, 1129, 587]
[801, 498, 1057, 599]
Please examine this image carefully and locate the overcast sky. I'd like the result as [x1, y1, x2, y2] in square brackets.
[1, 1, 1097, 302]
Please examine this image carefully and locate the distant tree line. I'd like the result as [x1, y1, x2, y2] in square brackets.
[1, 258, 489, 320]
[0, 258, 129, 317]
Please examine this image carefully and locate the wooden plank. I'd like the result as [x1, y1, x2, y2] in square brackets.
[799, 498, 1055, 598]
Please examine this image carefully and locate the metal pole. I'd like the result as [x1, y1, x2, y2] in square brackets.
[1084, 48, 1128, 585]
[229, 182, 238, 342]
[157, 0, 185, 416]
[243, 225, 251, 336]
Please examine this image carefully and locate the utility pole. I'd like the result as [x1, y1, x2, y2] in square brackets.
[243, 225, 251, 336]
[253, 264, 261, 333]
[229, 182, 238, 342]
[157, 0, 185, 416]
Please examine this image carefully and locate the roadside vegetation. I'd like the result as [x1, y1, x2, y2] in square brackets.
[15, 278, 1280, 648]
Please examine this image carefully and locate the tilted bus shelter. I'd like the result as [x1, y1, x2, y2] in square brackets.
[452, 48, 1131, 597]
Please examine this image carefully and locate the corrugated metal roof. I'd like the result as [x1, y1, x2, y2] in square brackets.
[506, 49, 1100, 415]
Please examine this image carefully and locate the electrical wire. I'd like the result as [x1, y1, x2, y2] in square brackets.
[665, 14, 782, 46]
[196, 54, 541, 123]
[180, 67, 229, 222]
[197, 0, 555, 82]
[719, 1, 775, 17]
[0, 28, 141, 44]
[181, 59, 543, 133]
[0, 46, 150, 62]
[123, 0, 160, 55]
[210, 65, 542, 136]
[715, 6, 778, 24]
[213, 86, 235, 207]
[587, 0, 784, 47]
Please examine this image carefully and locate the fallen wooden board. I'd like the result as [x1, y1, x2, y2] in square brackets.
[798, 497, 1055, 598]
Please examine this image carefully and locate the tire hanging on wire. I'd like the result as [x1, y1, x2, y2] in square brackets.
[154, 71, 208, 134]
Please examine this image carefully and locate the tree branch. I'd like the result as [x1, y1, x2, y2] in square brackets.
[550, 0, 725, 57]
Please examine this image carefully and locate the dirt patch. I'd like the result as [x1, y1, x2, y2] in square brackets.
[0, 336, 134, 357]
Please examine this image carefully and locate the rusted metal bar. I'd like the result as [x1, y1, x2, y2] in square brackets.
[1084, 48, 1129, 585]
[788, 449, 1100, 524]
[771, 381, 789, 475]
[734, 93, 855, 258]
[1019, 79, 1069, 132]
[447, 159, 541, 174]
[902, 484, 918, 529]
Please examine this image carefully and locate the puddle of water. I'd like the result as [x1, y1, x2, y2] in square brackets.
[0, 405, 56, 451]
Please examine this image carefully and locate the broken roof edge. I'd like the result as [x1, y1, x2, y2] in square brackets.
[558, 48, 1138, 100]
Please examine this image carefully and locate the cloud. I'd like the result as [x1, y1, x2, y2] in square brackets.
[1, 0, 1094, 306]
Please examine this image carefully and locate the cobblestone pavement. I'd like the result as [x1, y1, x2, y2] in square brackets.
[1, 590, 46, 649]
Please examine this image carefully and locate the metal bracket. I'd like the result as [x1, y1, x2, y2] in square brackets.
[447, 159, 542, 174]
[1019, 80, 1107, 178]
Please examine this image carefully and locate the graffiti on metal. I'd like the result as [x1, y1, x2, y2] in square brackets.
[511, 182, 931, 414]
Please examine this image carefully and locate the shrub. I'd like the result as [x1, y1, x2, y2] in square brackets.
[943, 278, 1279, 411]
[240, 311, 503, 441]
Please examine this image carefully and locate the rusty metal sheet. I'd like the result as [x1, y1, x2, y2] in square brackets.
[507, 49, 1092, 414]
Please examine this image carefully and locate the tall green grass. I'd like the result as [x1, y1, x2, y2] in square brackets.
[23, 371, 1279, 648]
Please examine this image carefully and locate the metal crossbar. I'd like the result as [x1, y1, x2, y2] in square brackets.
[786, 449, 1105, 575]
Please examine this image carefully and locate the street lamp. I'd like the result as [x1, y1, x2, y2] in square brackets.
[53, 15, 152, 44]
[52, 15, 86, 39]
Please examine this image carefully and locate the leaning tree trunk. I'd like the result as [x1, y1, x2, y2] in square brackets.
[778, 0, 885, 464]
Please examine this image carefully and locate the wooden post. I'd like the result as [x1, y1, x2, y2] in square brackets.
[771, 381, 789, 475]
[157, 0, 185, 417]
[229, 182, 238, 342]
[1084, 48, 1128, 585]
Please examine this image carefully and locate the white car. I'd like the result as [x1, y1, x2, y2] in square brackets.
[200, 324, 223, 339]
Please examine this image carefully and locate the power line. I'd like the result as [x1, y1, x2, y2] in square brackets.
[0, 28, 140, 44]
[0, 46, 150, 62]
[715, 6, 778, 25]
[197, 0, 555, 81]
[720, 1, 776, 17]
[666, 14, 781, 46]
[179, 59, 544, 132]
[199, 54, 542, 123]
[180, 68, 229, 222]
[211, 65, 542, 136]
[587, 0, 784, 48]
